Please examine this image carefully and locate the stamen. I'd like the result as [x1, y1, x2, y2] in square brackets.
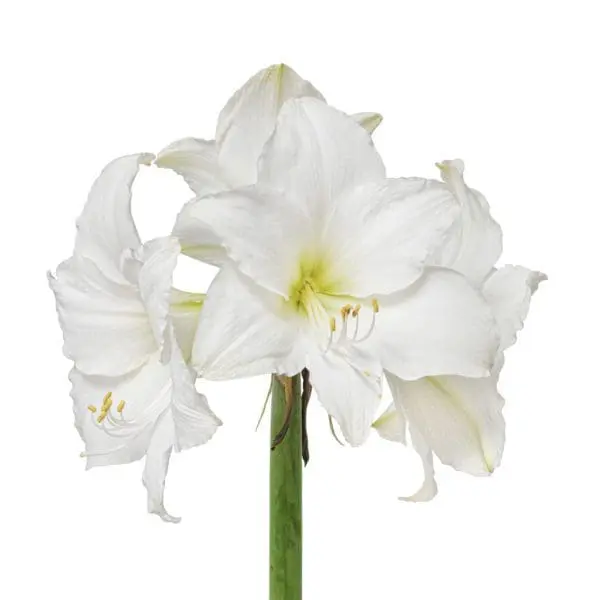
[355, 298, 379, 344]
[97, 411, 107, 424]
[372, 298, 380, 313]
[352, 304, 362, 340]
[117, 400, 126, 414]
[87, 405, 97, 413]
[324, 317, 337, 354]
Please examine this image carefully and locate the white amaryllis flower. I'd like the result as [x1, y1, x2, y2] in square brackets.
[176, 97, 499, 446]
[373, 160, 545, 500]
[49, 154, 221, 522]
[155, 63, 382, 265]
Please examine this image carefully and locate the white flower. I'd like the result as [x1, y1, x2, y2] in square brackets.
[49, 154, 221, 522]
[374, 160, 545, 500]
[178, 98, 499, 446]
[155, 63, 383, 265]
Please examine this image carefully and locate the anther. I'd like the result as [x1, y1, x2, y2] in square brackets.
[97, 412, 108, 424]
[329, 317, 337, 332]
[371, 298, 380, 313]
[87, 405, 97, 413]
[117, 400, 126, 414]
[351, 304, 362, 318]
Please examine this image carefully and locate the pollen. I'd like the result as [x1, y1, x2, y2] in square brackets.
[117, 400, 126, 414]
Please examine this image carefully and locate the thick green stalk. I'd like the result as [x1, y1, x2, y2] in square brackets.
[270, 374, 302, 600]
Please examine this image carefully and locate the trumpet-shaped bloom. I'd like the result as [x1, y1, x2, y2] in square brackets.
[373, 159, 545, 499]
[179, 98, 499, 446]
[155, 63, 383, 265]
[49, 154, 221, 522]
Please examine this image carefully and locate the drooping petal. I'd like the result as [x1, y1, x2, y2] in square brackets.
[372, 402, 406, 443]
[371, 268, 498, 380]
[155, 138, 230, 197]
[49, 258, 156, 376]
[323, 178, 459, 296]
[69, 355, 171, 469]
[308, 346, 382, 447]
[258, 97, 386, 225]
[169, 289, 205, 363]
[431, 159, 503, 284]
[216, 64, 325, 187]
[401, 423, 438, 502]
[74, 153, 152, 284]
[387, 371, 505, 476]
[483, 265, 546, 352]
[174, 187, 311, 297]
[192, 265, 305, 379]
[142, 413, 180, 523]
[169, 339, 221, 451]
[351, 112, 383, 134]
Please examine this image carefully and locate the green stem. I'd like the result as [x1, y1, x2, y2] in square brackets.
[270, 374, 302, 600]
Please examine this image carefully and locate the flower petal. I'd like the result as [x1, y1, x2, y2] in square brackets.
[371, 268, 498, 380]
[69, 355, 171, 469]
[155, 138, 230, 197]
[169, 289, 205, 363]
[142, 413, 180, 523]
[372, 402, 407, 443]
[216, 64, 325, 187]
[308, 347, 382, 447]
[324, 178, 459, 296]
[431, 159, 502, 284]
[258, 97, 386, 224]
[174, 187, 310, 297]
[401, 423, 438, 502]
[75, 153, 152, 284]
[49, 257, 156, 376]
[192, 264, 305, 379]
[387, 371, 505, 476]
[483, 265, 546, 352]
[351, 112, 383, 134]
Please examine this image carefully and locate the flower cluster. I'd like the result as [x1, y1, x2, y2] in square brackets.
[49, 64, 544, 521]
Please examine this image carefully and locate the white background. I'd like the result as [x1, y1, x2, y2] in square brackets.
[1, 1, 596, 598]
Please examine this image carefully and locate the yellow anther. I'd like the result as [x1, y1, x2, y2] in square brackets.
[87, 405, 97, 413]
[371, 298, 380, 313]
[329, 317, 337, 332]
[117, 400, 126, 414]
[351, 304, 362, 318]
[340, 304, 352, 319]
[102, 391, 112, 405]
[97, 411, 107, 424]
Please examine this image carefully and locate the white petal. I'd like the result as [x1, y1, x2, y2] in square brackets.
[324, 178, 459, 296]
[401, 423, 438, 502]
[372, 402, 407, 443]
[174, 187, 310, 298]
[155, 138, 230, 197]
[258, 97, 386, 224]
[372, 268, 498, 380]
[75, 153, 152, 284]
[192, 265, 304, 379]
[308, 347, 382, 447]
[216, 64, 325, 187]
[49, 257, 155, 376]
[169, 339, 221, 451]
[432, 159, 503, 284]
[172, 199, 229, 266]
[483, 265, 546, 352]
[70, 354, 171, 469]
[388, 372, 505, 476]
[351, 112, 383, 134]
[142, 413, 180, 523]
[169, 289, 205, 363]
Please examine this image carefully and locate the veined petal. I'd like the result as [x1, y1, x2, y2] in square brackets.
[142, 413, 180, 523]
[70, 354, 171, 469]
[258, 97, 386, 225]
[75, 153, 152, 284]
[308, 347, 382, 447]
[372, 402, 406, 443]
[351, 112, 383, 134]
[192, 265, 305, 379]
[216, 64, 325, 187]
[387, 372, 505, 476]
[174, 187, 310, 297]
[432, 159, 503, 284]
[169, 339, 221, 451]
[483, 265, 546, 352]
[49, 257, 155, 376]
[169, 289, 205, 363]
[155, 138, 230, 197]
[371, 268, 498, 380]
[325, 178, 459, 296]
